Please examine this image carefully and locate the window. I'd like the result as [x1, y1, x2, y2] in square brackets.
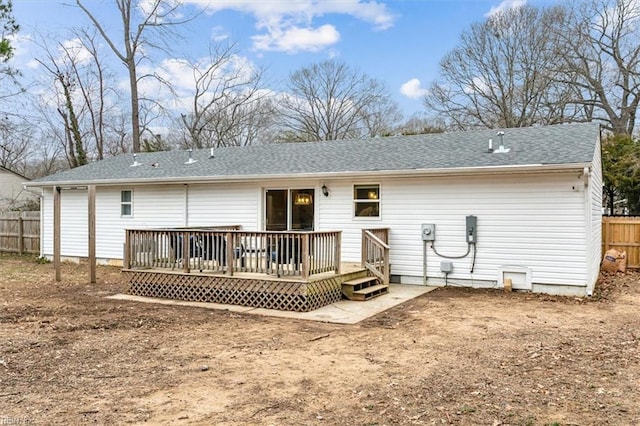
[121, 190, 132, 217]
[354, 184, 380, 217]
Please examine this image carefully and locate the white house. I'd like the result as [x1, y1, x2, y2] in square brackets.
[26, 123, 603, 297]
[0, 166, 36, 211]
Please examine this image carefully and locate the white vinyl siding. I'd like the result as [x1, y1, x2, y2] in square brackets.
[39, 189, 88, 258]
[318, 172, 589, 287]
[41, 187, 53, 256]
[187, 183, 259, 229]
[0, 170, 36, 211]
[94, 185, 186, 259]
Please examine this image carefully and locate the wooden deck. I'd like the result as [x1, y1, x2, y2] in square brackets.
[122, 226, 390, 312]
[123, 262, 366, 312]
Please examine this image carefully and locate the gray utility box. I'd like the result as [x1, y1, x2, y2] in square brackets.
[441, 261, 453, 273]
[421, 224, 436, 241]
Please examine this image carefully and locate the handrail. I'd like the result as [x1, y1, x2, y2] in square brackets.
[363, 230, 390, 250]
[365, 227, 390, 245]
[362, 229, 390, 285]
[125, 225, 242, 232]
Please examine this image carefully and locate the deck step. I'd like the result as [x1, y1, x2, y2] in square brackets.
[351, 284, 389, 301]
[342, 276, 378, 291]
[341, 275, 387, 301]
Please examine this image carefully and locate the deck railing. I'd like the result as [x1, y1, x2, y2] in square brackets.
[362, 228, 390, 285]
[124, 227, 342, 279]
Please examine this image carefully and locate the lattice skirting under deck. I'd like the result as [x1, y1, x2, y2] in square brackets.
[124, 271, 343, 312]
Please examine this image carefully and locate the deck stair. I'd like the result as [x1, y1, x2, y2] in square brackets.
[341, 275, 388, 301]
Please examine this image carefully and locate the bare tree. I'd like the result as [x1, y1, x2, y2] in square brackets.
[76, 0, 189, 152]
[280, 59, 400, 141]
[398, 113, 446, 135]
[67, 29, 113, 160]
[35, 59, 87, 168]
[0, 117, 32, 174]
[24, 133, 65, 179]
[424, 5, 580, 130]
[177, 43, 275, 148]
[32, 28, 132, 169]
[557, 0, 640, 136]
[359, 97, 404, 137]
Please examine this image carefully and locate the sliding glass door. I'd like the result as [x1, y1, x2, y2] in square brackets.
[265, 189, 314, 231]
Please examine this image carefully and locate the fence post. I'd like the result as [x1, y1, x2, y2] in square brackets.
[603, 217, 610, 253]
[18, 216, 24, 255]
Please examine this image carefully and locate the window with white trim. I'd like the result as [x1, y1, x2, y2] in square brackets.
[121, 190, 132, 217]
[354, 184, 380, 217]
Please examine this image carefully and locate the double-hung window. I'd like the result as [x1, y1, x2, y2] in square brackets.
[121, 190, 132, 217]
[354, 184, 380, 218]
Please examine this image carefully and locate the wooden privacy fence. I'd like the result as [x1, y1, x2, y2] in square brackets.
[0, 211, 40, 255]
[602, 216, 640, 269]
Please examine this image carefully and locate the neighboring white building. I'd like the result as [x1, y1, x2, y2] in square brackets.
[26, 123, 603, 297]
[0, 166, 36, 211]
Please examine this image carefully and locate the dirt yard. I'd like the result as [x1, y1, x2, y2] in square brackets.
[0, 255, 639, 425]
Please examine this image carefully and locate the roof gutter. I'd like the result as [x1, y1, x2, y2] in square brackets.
[24, 162, 592, 188]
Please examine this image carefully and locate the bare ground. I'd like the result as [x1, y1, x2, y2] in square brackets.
[0, 255, 639, 425]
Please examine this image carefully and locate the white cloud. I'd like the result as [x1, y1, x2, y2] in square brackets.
[252, 24, 340, 53]
[486, 0, 527, 17]
[210, 26, 230, 42]
[400, 78, 427, 99]
[463, 76, 490, 95]
[26, 59, 40, 70]
[184, 0, 396, 52]
[137, 0, 183, 21]
[135, 54, 261, 112]
[58, 38, 93, 65]
[6, 33, 35, 67]
[313, 0, 395, 30]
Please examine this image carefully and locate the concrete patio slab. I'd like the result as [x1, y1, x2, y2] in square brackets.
[107, 284, 436, 324]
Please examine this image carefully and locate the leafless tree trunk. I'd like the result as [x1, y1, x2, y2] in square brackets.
[280, 59, 400, 141]
[76, 0, 189, 152]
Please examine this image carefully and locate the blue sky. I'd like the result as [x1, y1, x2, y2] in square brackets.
[11, 0, 556, 118]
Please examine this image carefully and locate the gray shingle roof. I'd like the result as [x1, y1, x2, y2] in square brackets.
[29, 123, 600, 186]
